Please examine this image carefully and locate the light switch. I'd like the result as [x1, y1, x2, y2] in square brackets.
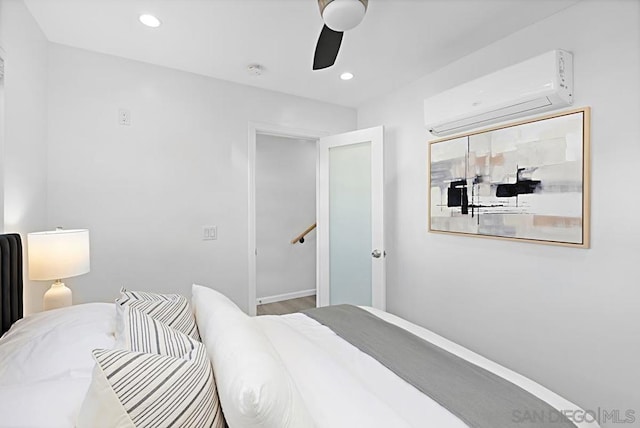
[118, 108, 131, 126]
[203, 226, 217, 240]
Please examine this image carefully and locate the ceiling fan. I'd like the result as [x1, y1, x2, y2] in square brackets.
[313, 0, 368, 70]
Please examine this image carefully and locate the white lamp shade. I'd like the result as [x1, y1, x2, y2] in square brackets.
[28, 229, 90, 280]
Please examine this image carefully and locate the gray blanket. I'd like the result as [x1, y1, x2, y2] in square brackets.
[302, 305, 577, 428]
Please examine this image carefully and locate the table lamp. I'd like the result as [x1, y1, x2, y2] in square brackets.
[27, 228, 90, 310]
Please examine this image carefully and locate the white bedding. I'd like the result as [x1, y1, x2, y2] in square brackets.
[0, 303, 115, 428]
[0, 302, 598, 428]
[255, 307, 600, 428]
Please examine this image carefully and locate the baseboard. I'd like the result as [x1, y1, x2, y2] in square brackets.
[257, 289, 316, 305]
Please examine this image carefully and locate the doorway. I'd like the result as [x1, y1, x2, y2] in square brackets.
[247, 123, 386, 316]
[255, 133, 317, 315]
[247, 122, 326, 316]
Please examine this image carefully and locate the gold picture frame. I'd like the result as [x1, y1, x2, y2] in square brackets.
[428, 107, 590, 248]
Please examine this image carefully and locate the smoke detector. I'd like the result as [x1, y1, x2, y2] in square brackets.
[247, 64, 264, 76]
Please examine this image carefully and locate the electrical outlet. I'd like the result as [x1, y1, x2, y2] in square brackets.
[118, 108, 131, 126]
[203, 226, 217, 240]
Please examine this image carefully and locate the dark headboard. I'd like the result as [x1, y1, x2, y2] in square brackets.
[0, 234, 23, 336]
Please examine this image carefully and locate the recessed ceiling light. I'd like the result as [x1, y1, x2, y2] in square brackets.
[139, 14, 161, 28]
[340, 72, 354, 81]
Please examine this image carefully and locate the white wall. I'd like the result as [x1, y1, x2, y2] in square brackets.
[0, 56, 4, 232]
[256, 134, 316, 301]
[45, 43, 355, 313]
[0, 0, 49, 314]
[358, 0, 639, 424]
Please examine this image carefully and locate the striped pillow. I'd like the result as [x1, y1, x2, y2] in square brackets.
[126, 307, 198, 357]
[116, 289, 200, 342]
[119, 287, 183, 302]
[78, 311, 225, 428]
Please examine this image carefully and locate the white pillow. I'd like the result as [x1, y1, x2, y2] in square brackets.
[192, 284, 315, 428]
[78, 310, 225, 428]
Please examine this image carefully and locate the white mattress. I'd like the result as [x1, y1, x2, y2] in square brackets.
[255, 307, 599, 428]
[0, 303, 115, 428]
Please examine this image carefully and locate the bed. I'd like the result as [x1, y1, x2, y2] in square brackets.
[0, 234, 599, 428]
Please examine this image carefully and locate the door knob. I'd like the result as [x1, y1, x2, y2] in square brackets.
[371, 249, 382, 258]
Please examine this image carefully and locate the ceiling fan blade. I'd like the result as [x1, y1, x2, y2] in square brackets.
[313, 24, 343, 70]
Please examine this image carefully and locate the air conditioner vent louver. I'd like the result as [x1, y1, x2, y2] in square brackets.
[425, 50, 573, 137]
[429, 97, 553, 136]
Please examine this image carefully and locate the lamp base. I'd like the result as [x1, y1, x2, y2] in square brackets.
[43, 280, 72, 311]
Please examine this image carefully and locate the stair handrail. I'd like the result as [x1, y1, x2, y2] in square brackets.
[291, 223, 317, 244]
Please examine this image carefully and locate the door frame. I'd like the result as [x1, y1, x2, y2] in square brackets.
[317, 126, 385, 309]
[247, 122, 328, 316]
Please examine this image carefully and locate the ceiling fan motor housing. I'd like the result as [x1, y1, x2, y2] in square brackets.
[318, 0, 368, 32]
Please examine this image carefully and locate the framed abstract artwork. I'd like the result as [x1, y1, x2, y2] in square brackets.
[428, 107, 590, 248]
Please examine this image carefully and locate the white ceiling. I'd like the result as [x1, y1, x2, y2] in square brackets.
[24, 0, 579, 108]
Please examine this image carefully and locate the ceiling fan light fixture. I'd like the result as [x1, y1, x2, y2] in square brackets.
[340, 72, 354, 80]
[321, 0, 367, 32]
[313, 0, 368, 71]
[139, 14, 161, 28]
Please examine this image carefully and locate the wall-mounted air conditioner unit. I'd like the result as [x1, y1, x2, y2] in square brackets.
[424, 50, 573, 137]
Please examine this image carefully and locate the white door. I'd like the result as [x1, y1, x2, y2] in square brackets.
[317, 126, 385, 310]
